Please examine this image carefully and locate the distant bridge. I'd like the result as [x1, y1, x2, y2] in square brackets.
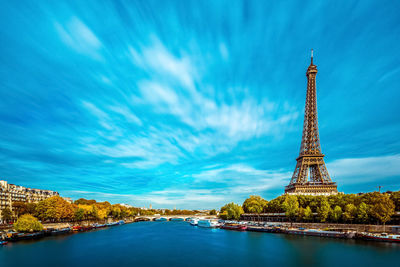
[135, 215, 217, 222]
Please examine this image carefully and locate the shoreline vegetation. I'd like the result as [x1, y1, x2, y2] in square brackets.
[219, 191, 399, 228]
[0, 190, 399, 245]
[0, 196, 206, 231]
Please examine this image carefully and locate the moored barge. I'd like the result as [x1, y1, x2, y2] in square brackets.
[284, 228, 354, 239]
[357, 232, 400, 243]
[221, 223, 247, 231]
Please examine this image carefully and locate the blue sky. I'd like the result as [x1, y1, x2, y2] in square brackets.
[0, 0, 399, 209]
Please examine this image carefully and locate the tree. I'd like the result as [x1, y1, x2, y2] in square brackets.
[266, 196, 285, 213]
[220, 203, 244, 220]
[317, 198, 331, 223]
[1, 207, 12, 223]
[74, 198, 97, 205]
[12, 202, 28, 218]
[13, 214, 43, 232]
[36, 196, 74, 222]
[219, 210, 228, 220]
[343, 204, 357, 223]
[242, 195, 268, 214]
[283, 195, 299, 225]
[111, 205, 122, 219]
[97, 208, 109, 221]
[209, 209, 217, 215]
[357, 202, 369, 223]
[303, 206, 313, 222]
[25, 203, 37, 215]
[74, 208, 85, 221]
[370, 193, 395, 231]
[389, 191, 400, 211]
[331, 206, 342, 223]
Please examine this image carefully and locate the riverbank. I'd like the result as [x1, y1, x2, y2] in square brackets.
[250, 222, 399, 233]
[191, 219, 400, 243]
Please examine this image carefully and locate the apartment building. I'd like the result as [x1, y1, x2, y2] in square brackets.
[0, 180, 59, 212]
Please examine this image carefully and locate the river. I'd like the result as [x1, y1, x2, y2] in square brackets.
[1, 221, 399, 266]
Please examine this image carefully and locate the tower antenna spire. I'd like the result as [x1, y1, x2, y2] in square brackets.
[311, 49, 314, 65]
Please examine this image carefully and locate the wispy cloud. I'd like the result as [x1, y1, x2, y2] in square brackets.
[55, 17, 102, 59]
[1, 1, 399, 209]
[132, 39, 299, 142]
[328, 154, 400, 185]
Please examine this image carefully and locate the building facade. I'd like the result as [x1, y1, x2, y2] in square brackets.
[0, 180, 59, 219]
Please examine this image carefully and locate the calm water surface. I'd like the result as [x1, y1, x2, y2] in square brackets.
[1, 221, 399, 266]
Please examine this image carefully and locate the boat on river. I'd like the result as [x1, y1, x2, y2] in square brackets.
[357, 232, 400, 243]
[189, 218, 199, 226]
[93, 223, 107, 229]
[198, 219, 219, 228]
[5, 231, 46, 241]
[0, 241, 8, 245]
[106, 221, 120, 226]
[247, 226, 282, 233]
[221, 223, 247, 231]
[154, 217, 167, 222]
[50, 227, 71, 235]
[284, 228, 353, 238]
[72, 225, 94, 232]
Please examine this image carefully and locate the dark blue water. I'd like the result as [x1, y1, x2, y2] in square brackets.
[1, 222, 399, 266]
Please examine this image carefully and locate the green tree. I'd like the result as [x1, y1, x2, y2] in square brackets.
[74, 198, 97, 205]
[303, 206, 313, 221]
[266, 196, 285, 213]
[343, 204, 357, 223]
[370, 193, 395, 230]
[13, 214, 43, 232]
[209, 209, 217, 215]
[220, 203, 243, 220]
[331, 206, 342, 222]
[242, 195, 268, 214]
[1, 207, 12, 223]
[357, 202, 369, 223]
[389, 191, 400, 211]
[283, 195, 299, 225]
[74, 208, 85, 221]
[317, 198, 331, 223]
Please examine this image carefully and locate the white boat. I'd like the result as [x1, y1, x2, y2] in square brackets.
[197, 219, 219, 228]
[189, 218, 199, 226]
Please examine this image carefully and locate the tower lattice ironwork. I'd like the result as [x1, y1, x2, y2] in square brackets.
[285, 50, 338, 195]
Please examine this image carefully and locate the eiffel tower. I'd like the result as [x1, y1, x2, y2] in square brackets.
[285, 50, 338, 195]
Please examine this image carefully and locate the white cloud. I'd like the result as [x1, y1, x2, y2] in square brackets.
[193, 164, 290, 186]
[84, 128, 183, 168]
[66, 163, 290, 208]
[80, 38, 299, 171]
[68, 189, 225, 208]
[130, 39, 298, 143]
[327, 154, 400, 184]
[108, 106, 142, 126]
[55, 17, 102, 59]
[142, 41, 195, 89]
[138, 81, 179, 107]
